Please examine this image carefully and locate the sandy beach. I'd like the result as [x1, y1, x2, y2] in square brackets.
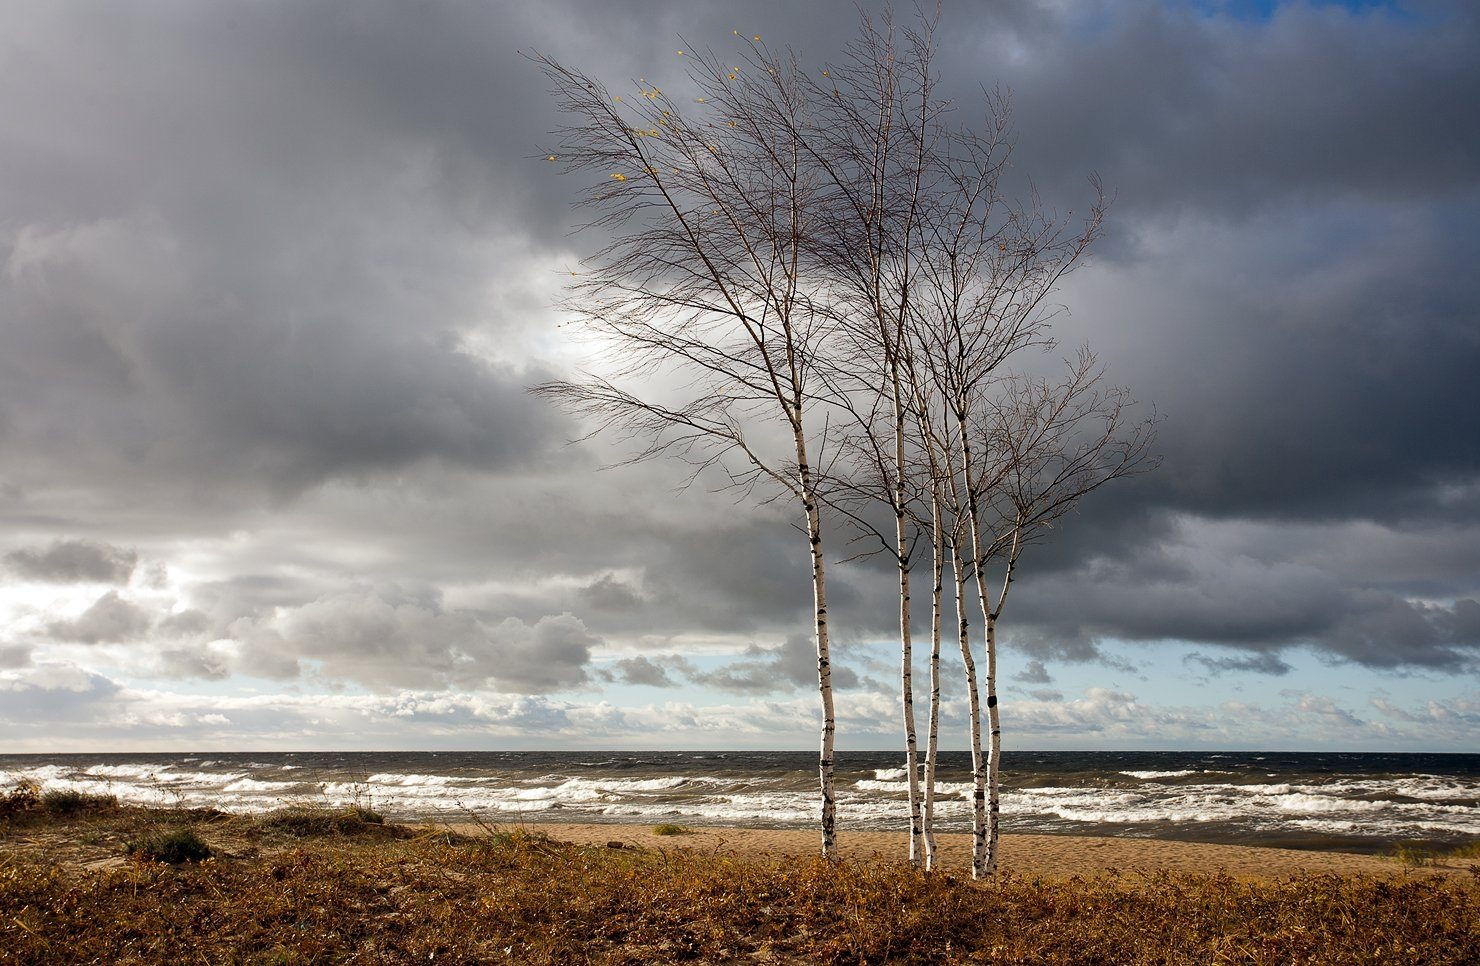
[464, 821, 1478, 884]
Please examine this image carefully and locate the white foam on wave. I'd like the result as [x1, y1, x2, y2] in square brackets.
[366, 772, 460, 787]
[1120, 770, 1199, 780]
[853, 779, 906, 792]
[221, 778, 302, 794]
[873, 768, 908, 781]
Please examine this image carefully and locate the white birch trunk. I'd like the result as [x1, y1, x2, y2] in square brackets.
[922, 485, 944, 871]
[898, 509, 922, 865]
[977, 530, 1019, 875]
[795, 438, 837, 858]
[893, 385, 923, 866]
[950, 538, 988, 879]
[984, 611, 1002, 875]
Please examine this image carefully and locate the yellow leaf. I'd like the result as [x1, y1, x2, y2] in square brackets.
[753, 35, 761, 41]
[676, 50, 684, 56]
[613, 95, 622, 102]
[610, 173, 627, 181]
[696, 97, 706, 103]
[729, 73, 737, 80]
[727, 120, 735, 127]
[546, 154, 557, 161]
[821, 70, 829, 77]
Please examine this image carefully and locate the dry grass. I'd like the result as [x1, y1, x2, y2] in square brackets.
[1, 796, 1477, 964]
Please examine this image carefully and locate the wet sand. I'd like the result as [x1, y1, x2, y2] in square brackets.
[444, 821, 1478, 884]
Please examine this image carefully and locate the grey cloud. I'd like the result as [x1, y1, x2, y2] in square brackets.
[0, 663, 122, 725]
[1318, 596, 1480, 670]
[1185, 651, 1293, 677]
[1017, 660, 1054, 684]
[972, 2, 1480, 218]
[1286, 690, 1365, 729]
[609, 654, 686, 688]
[1003, 524, 1480, 672]
[227, 590, 597, 693]
[4, 539, 137, 583]
[155, 609, 213, 640]
[581, 574, 645, 612]
[156, 643, 232, 681]
[485, 614, 598, 694]
[0, 643, 32, 668]
[0, 2, 579, 512]
[44, 591, 152, 645]
[690, 634, 860, 694]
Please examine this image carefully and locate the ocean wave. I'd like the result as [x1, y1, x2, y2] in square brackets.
[1119, 770, 1199, 780]
[221, 778, 302, 794]
[366, 773, 461, 787]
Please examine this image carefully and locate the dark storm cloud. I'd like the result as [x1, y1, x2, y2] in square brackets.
[956, 1, 1480, 217]
[4, 540, 138, 584]
[2, 0, 1478, 704]
[0, 1, 573, 510]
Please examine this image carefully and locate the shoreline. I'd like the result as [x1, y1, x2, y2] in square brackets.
[434, 819, 1479, 884]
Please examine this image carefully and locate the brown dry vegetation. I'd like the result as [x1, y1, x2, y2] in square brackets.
[1, 791, 1477, 964]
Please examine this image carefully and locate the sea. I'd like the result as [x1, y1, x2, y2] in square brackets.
[3, 750, 1476, 854]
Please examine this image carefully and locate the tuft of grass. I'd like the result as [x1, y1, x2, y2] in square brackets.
[256, 805, 390, 839]
[125, 827, 213, 864]
[40, 789, 119, 816]
[1444, 840, 1480, 862]
[652, 823, 692, 836]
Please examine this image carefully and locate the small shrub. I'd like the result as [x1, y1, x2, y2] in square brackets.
[40, 789, 118, 816]
[0, 781, 41, 818]
[1389, 841, 1438, 867]
[126, 827, 213, 864]
[652, 823, 692, 836]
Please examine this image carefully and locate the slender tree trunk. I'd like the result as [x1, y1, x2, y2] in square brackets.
[950, 536, 988, 879]
[898, 516, 922, 865]
[893, 384, 923, 865]
[976, 530, 1019, 875]
[949, 410, 993, 877]
[983, 610, 1002, 874]
[796, 440, 836, 858]
[922, 484, 944, 871]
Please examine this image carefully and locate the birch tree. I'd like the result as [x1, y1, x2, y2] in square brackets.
[529, 39, 852, 856]
[968, 351, 1157, 874]
[799, 10, 941, 868]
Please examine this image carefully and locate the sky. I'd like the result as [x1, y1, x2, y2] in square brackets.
[1, 0, 1477, 753]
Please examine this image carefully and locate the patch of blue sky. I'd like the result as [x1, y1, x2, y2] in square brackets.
[1183, 0, 1416, 23]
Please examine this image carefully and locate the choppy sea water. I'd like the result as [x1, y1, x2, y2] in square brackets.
[3, 751, 1476, 854]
